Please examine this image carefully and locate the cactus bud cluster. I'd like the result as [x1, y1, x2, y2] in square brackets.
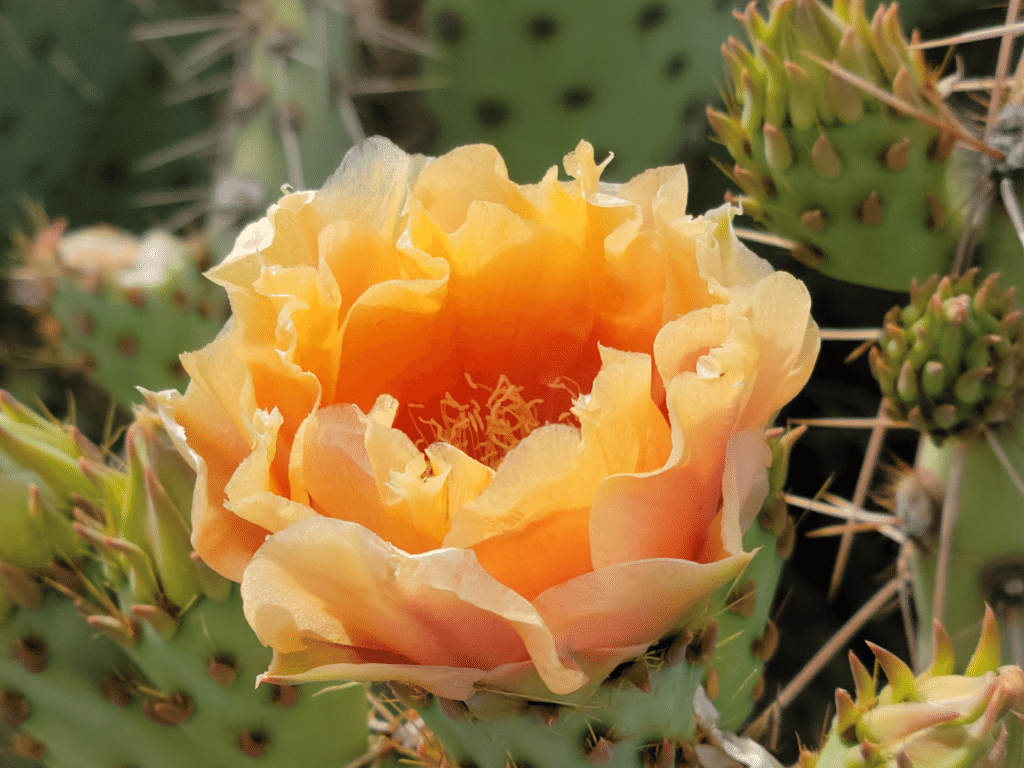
[708, 0, 958, 291]
[808, 611, 1024, 768]
[869, 270, 1024, 441]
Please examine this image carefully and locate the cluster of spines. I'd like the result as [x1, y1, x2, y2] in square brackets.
[707, 0, 959, 291]
[870, 269, 1024, 441]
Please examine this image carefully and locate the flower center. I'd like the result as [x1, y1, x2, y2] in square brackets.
[406, 373, 579, 468]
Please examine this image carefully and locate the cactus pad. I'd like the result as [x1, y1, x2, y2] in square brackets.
[708, 0, 960, 291]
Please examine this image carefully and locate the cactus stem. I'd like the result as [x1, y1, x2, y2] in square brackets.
[933, 439, 967, 628]
[858, 191, 884, 224]
[811, 133, 843, 178]
[883, 138, 911, 170]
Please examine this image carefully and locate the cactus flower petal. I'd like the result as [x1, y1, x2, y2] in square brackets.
[157, 137, 819, 699]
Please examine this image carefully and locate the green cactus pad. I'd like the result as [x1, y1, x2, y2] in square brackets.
[413, 629, 710, 768]
[421, 0, 748, 183]
[708, 0, 959, 291]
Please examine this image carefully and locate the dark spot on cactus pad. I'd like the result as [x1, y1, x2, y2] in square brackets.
[100, 675, 135, 706]
[582, 727, 617, 763]
[116, 334, 140, 358]
[726, 578, 757, 617]
[435, 9, 465, 44]
[208, 655, 238, 688]
[476, 99, 510, 128]
[526, 15, 559, 40]
[685, 621, 717, 665]
[31, 31, 55, 60]
[980, 557, 1024, 616]
[0, 111, 16, 138]
[125, 288, 147, 310]
[14, 733, 46, 760]
[170, 359, 187, 379]
[750, 674, 766, 701]
[269, 683, 299, 707]
[663, 53, 687, 79]
[0, 690, 29, 726]
[240, 730, 270, 758]
[143, 692, 194, 726]
[527, 702, 561, 727]
[561, 86, 594, 111]
[641, 740, 680, 768]
[776, 513, 796, 558]
[101, 158, 128, 187]
[752, 619, 779, 661]
[637, 3, 667, 30]
[14, 635, 48, 673]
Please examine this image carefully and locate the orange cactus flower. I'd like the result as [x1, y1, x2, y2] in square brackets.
[153, 137, 819, 701]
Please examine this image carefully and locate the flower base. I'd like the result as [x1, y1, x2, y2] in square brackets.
[407, 628, 714, 768]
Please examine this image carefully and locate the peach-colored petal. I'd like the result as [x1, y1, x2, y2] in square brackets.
[158, 136, 820, 701]
[150, 335, 267, 582]
[533, 553, 751, 651]
[260, 642, 487, 701]
[241, 516, 589, 696]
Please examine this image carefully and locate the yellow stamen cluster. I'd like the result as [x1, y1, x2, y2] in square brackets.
[411, 374, 574, 467]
